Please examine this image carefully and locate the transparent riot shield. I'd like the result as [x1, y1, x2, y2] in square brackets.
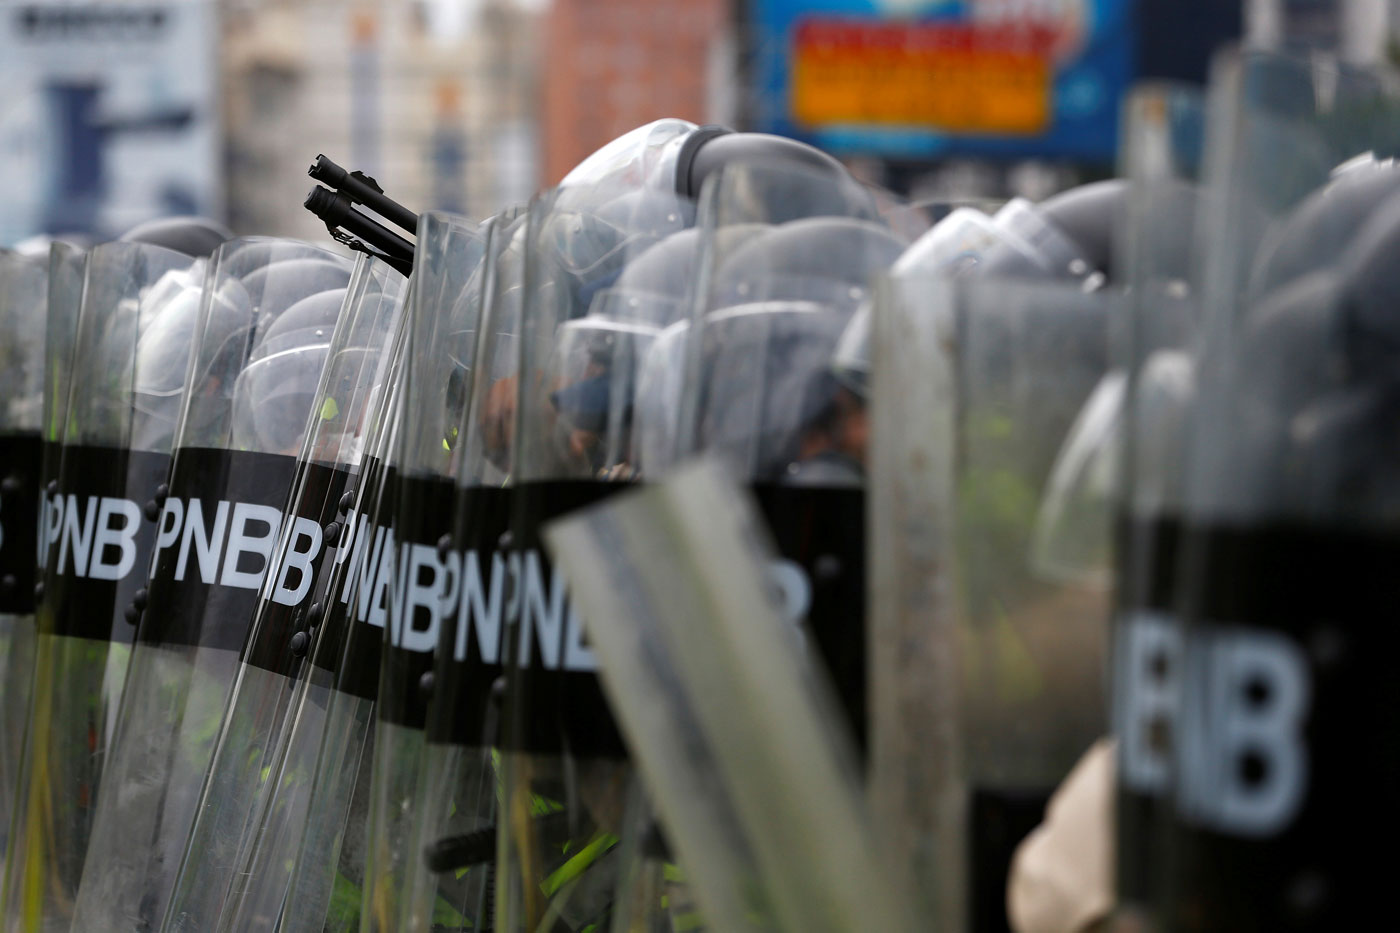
[68, 239, 360, 932]
[160, 258, 406, 933]
[217, 298, 410, 933]
[397, 209, 528, 933]
[1084, 83, 1206, 933]
[1157, 51, 1400, 932]
[870, 272, 1114, 931]
[0, 251, 49, 858]
[665, 158, 910, 745]
[544, 459, 919, 933]
[495, 182, 708, 933]
[2, 242, 202, 933]
[351, 212, 490, 932]
[0, 245, 86, 858]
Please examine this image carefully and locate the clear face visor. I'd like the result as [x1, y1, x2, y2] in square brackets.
[178, 240, 356, 454]
[515, 186, 702, 484]
[545, 316, 660, 478]
[66, 240, 202, 451]
[230, 342, 333, 455]
[131, 275, 210, 448]
[691, 302, 857, 485]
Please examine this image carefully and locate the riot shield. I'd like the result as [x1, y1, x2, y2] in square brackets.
[544, 459, 918, 933]
[397, 209, 528, 933]
[160, 256, 406, 932]
[219, 299, 410, 933]
[663, 159, 910, 750]
[870, 271, 1114, 931]
[494, 180, 710, 933]
[355, 212, 489, 932]
[68, 239, 361, 932]
[1079, 83, 1206, 933]
[1, 242, 202, 933]
[1155, 51, 1400, 931]
[0, 251, 49, 858]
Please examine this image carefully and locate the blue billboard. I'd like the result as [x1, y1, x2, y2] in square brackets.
[748, 0, 1135, 161]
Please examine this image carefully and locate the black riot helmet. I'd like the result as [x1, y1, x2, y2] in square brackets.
[1248, 154, 1400, 297]
[677, 127, 846, 195]
[711, 216, 907, 314]
[831, 179, 1123, 399]
[1036, 179, 1128, 281]
[119, 215, 234, 258]
[689, 300, 860, 487]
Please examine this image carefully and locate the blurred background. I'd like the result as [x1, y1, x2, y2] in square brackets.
[0, 0, 1396, 247]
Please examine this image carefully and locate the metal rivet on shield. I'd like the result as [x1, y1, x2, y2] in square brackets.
[154, 484, 169, 505]
[306, 602, 324, 626]
[0, 575, 14, 596]
[46, 480, 59, 496]
[132, 588, 148, 611]
[323, 522, 341, 546]
[339, 491, 355, 514]
[143, 500, 161, 522]
[497, 530, 512, 549]
[436, 534, 453, 561]
[124, 605, 141, 626]
[419, 671, 435, 699]
[289, 631, 309, 657]
[0, 475, 21, 495]
[33, 582, 44, 601]
[490, 675, 507, 703]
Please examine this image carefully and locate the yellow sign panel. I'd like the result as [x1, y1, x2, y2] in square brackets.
[790, 19, 1052, 135]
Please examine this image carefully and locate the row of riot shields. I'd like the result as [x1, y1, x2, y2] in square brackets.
[1100, 52, 1400, 932]
[0, 223, 411, 933]
[0, 112, 1127, 933]
[0, 48, 1389, 933]
[858, 47, 1400, 933]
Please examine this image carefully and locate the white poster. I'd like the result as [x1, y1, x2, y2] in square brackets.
[0, 0, 220, 245]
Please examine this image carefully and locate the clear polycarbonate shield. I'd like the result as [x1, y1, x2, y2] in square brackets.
[1075, 83, 1206, 932]
[69, 239, 360, 932]
[261, 319, 408, 930]
[1157, 52, 1400, 930]
[543, 461, 920, 933]
[160, 259, 406, 933]
[638, 159, 900, 480]
[624, 162, 905, 927]
[0, 251, 49, 858]
[398, 209, 527, 933]
[496, 184, 703, 933]
[869, 273, 1113, 930]
[0, 245, 85, 862]
[218, 301, 410, 933]
[679, 159, 907, 729]
[37, 244, 89, 521]
[357, 213, 489, 932]
[2, 241, 201, 933]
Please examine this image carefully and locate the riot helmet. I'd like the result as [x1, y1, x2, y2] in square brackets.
[711, 217, 907, 314]
[832, 179, 1116, 399]
[1036, 179, 1128, 280]
[695, 301, 856, 485]
[1248, 153, 1400, 297]
[120, 215, 234, 258]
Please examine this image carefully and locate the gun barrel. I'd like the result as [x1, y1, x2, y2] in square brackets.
[309, 154, 419, 235]
[305, 185, 415, 275]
